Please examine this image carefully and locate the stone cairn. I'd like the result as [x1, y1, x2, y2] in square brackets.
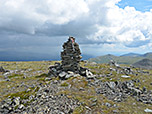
[49, 37, 94, 79]
[61, 37, 81, 73]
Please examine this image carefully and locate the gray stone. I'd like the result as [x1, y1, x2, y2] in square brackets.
[65, 74, 72, 79]
[5, 78, 10, 81]
[26, 89, 31, 92]
[113, 110, 118, 113]
[0, 66, 6, 72]
[3, 72, 10, 76]
[144, 108, 152, 113]
[6, 99, 12, 105]
[13, 97, 20, 106]
[105, 102, 111, 107]
[91, 102, 97, 106]
[85, 106, 91, 110]
[143, 87, 147, 93]
[86, 70, 95, 79]
[59, 72, 67, 78]
[108, 82, 116, 89]
[18, 104, 24, 109]
[121, 75, 131, 78]
[65, 71, 75, 79]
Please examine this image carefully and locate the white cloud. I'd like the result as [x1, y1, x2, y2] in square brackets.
[0, 0, 89, 34]
[0, 0, 152, 58]
[88, 4, 152, 47]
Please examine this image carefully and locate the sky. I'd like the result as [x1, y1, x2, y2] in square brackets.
[0, 0, 152, 60]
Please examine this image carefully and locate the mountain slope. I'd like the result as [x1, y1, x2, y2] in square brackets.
[142, 52, 152, 58]
[89, 52, 152, 65]
[133, 58, 152, 69]
[121, 53, 142, 57]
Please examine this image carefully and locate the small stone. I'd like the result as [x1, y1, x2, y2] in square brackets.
[45, 77, 52, 81]
[5, 78, 10, 81]
[86, 70, 95, 79]
[18, 104, 24, 109]
[53, 80, 58, 84]
[6, 99, 12, 105]
[26, 89, 31, 92]
[8, 107, 12, 111]
[85, 106, 91, 110]
[91, 102, 97, 106]
[113, 110, 118, 113]
[44, 89, 49, 93]
[13, 97, 20, 106]
[108, 82, 116, 89]
[41, 95, 45, 99]
[90, 98, 97, 102]
[65, 74, 73, 79]
[3, 72, 10, 76]
[105, 102, 111, 107]
[79, 87, 85, 91]
[23, 76, 26, 79]
[0, 66, 7, 72]
[113, 104, 117, 107]
[59, 72, 67, 78]
[144, 108, 152, 113]
[22, 112, 28, 114]
[132, 103, 136, 105]
[142, 87, 147, 92]
[67, 71, 74, 74]
[121, 75, 131, 78]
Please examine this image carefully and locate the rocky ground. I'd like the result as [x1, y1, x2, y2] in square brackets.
[0, 61, 152, 114]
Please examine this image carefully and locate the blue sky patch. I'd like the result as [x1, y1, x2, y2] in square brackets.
[117, 0, 152, 12]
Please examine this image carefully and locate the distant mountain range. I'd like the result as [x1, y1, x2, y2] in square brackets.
[0, 51, 58, 61]
[0, 51, 92, 61]
[120, 53, 142, 57]
[89, 52, 152, 65]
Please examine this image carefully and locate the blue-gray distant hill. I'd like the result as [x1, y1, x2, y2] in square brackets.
[120, 53, 142, 57]
[133, 58, 152, 69]
[89, 52, 152, 65]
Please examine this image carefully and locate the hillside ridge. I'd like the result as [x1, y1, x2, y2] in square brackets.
[89, 52, 152, 65]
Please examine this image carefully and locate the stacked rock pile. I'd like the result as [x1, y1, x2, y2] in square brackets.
[61, 37, 81, 73]
[49, 37, 95, 79]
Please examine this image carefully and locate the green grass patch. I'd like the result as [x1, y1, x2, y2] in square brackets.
[60, 82, 69, 87]
[35, 73, 49, 78]
[8, 73, 23, 78]
[5, 86, 39, 100]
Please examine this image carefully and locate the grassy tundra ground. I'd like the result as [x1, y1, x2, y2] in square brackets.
[0, 61, 152, 114]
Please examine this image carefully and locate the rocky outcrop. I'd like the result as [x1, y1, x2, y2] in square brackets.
[0, 81, 79, 114]
[89, 80, 152, 104]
